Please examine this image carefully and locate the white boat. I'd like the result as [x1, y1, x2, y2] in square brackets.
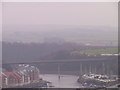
[47, 82, 54, 87]
[77, 73, 117, 87]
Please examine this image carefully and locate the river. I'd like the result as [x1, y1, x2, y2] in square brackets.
[40, 74, 83, 88]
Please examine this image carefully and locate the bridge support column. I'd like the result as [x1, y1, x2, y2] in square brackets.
[58, 64, 60, 80]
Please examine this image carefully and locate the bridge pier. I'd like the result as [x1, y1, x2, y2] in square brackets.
[58, 64, 61, 80]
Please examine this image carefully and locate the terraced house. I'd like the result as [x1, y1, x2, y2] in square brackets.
[0, 64, 40, 88]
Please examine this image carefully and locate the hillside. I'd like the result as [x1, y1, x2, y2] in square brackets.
[2, 42, 117, 63]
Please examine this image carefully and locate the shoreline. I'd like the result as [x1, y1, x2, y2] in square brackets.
[3, 80, 49, 88]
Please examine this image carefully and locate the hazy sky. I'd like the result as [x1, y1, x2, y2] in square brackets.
[0, 3, 2, 40]
[2, 2, 118, 27]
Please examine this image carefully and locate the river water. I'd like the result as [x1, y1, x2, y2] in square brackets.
[40, 74, 83, 88]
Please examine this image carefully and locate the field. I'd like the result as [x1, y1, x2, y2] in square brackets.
[71, 48, 119, 55]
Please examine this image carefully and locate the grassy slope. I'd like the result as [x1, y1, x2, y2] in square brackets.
[71, 48, 119, 55]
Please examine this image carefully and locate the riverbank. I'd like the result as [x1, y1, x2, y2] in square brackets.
[2, 74, 119, 88]
[10, 79, 49, 88]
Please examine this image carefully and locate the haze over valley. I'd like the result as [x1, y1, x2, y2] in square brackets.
[3, 25, 118, 46]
